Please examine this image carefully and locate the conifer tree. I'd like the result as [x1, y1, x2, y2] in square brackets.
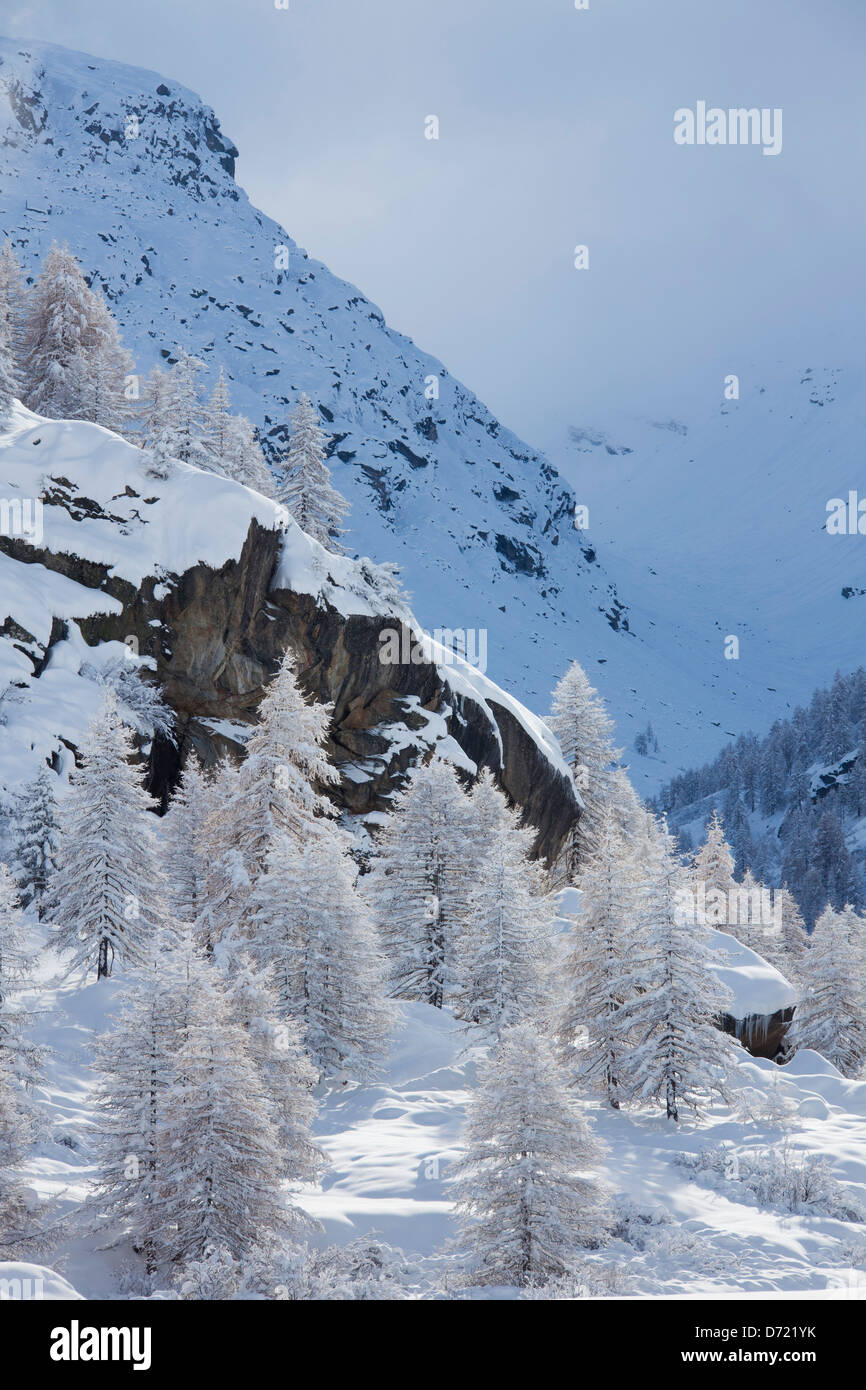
[93, 931, 311, 1278]
[204, 368, 274, 494]
[0, 241, 25, 415]
[159, 949, 306, 1266]
[91, 941, 190, 1277]
[142, 350, 211, 470]
[250, 832, 391, 1082]
[196, 756, 250, 951]
[140, 365, 175, 477]
[235, 649, 338, 878]
[44, 692, 163, 980]
[777, 886, 809, 975]
[366, 758, 471, 1009]
[548, 660, 621, 874]
[21, 243, 132, 424]
[68, 298, 134, 432]
[729, 867, 772, 953]
[204, 366, 233, 462]
[224, 413, 274, 495]
[198, 650, 340, 949]
[0, 240, 26, 348]
[788, 904, 866, 1076]
[0, 863, 40, 1093]
[0, 1047, 36, 1260]
[277, 393, 349, 551]
[0, 326, 18, 415]
[222, 952, 325, 1183]
[162, 754, 211, 934]
[559, 807, 642, 1108]
[455, 772, 552, 1033]
[449, 1022, 610, 1288]
[621, 818, 738, 1120]
[14, 765, 60, 910]
[692, 810, 738, 918]
[194, 654, 338, 946]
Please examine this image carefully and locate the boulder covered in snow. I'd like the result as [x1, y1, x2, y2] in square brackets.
[710, 930, 798, 1059]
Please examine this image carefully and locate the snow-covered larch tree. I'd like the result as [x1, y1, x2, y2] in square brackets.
[727, 867, 773, 955]
[250, 831, 391, 1082]
[455, 771, 553, 1033]
[777, 886, 809, 974]
[366, 757, 472, 1009]
[142, 349, 212, 471]
[67, 289, 134, 431]
[21, 242, 132, 424]
[162, 754, 212, 934]
[449, 1022, 610, 1288]
[44, 691, 164, 980]
[0, 1046, 37, 1260]
[200, 651, 340, 945]
[196, 756, 251, 951]
[222, 952, 326, 1184]
[204, 367, 274, 494]
[235, 648, 338, 876]
[277, 393, 349, 550]
[620, 816, 738, 1120]
[91, 938, 191, 1278]
[21, 241, 96, 417]
[194, 652, 338, 946]
[787, 903, 866, 1076]
[0, 295, 20, 415]
[548, 660, 622, 874]
[204, 366, 233, 462]
[159, 947, 307, 1267]
[139, 366, 175, 476]
[0, 863, 40, 1093]
[0, 241, 25, 415]
[559, 806, 643, 1108]
[0, 240, 26, 348]
[13, 765, 60, 911]
[691, 810, 738, 926]
[223, 413, 275, 495]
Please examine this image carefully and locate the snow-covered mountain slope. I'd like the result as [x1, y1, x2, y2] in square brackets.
[557, 363, 866, 786]
[0, 403, 578, 856]
[0, 35, 798, 793]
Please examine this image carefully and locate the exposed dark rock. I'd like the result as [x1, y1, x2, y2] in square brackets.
[0, 519, 579, 863]
[720, 1005, 795, 1060]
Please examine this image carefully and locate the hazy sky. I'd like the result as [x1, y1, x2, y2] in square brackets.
[5, 0, 864, 460]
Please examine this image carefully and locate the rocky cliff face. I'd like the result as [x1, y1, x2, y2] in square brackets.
[78, 518, 579, 858]
[0, 409, 579, 862]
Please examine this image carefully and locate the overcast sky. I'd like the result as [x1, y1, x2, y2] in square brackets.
[5, 0, 864, 460]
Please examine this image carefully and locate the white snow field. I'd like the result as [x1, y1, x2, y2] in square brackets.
[6, 914, 865, 1302]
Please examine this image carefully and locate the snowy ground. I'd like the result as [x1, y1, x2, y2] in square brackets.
[11, 934, 866, 1301]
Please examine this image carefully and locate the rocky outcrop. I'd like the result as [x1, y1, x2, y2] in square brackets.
[720, 1006, 795, 1061]
[2, 516, 579, 862]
